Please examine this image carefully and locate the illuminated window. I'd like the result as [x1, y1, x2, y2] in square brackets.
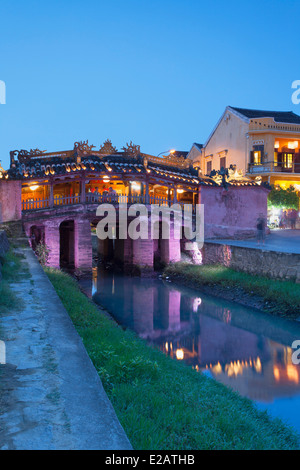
[253, 151, 261, 165]
[252, 144, 264, 165]
[283, 153, 293, 169]
[274, 152, 278, 165]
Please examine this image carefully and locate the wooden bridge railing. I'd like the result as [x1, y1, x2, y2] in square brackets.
[22, 198, 50, 211]
[22, 193, 196, 213]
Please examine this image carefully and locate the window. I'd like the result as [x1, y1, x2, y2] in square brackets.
[283, 153, 293, 169]
[251, 144, 264, 165]
[253, 151, 261, 165]
[206, 161, 212, 174]
[220, 157, 226, 170]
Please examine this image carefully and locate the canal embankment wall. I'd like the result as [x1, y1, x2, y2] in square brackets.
[202, 242, 300, 283]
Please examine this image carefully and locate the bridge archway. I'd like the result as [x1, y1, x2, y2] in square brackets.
[29, 225, 44, 251]
[59, 220, 75, 269]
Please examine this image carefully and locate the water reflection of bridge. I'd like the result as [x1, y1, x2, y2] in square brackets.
[90, 269, 300, 404]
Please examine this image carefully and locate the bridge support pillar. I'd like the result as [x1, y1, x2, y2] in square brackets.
[44, 222, 60, 268]
[74, 218, 92, 270]
[160, 227, 181, 265]
[132, 238, 154, 270]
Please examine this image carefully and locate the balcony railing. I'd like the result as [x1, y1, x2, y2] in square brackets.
[22, 193, 196, 213]
[248, 158, 300, 174]
[22, 198, 50, 211]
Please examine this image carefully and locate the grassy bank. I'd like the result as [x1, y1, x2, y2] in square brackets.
[45, 267, 299, 450]
[0, 249, 26, 313]
[164, 263, 300, 319]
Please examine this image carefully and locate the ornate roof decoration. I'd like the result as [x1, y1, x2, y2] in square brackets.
[122, 141, 141, 158]
[99, 139, 118, 155]
[5, 144, 268, 189]
[209, 165, 259, 189]
[10, 148, 46, 164]
[0, 161, 7, 179]
[73, 140, 96, 157]
[144, 154, 192, 170]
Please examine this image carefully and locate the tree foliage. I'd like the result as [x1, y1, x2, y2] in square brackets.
[268, 185, 299, 209]
[35, 242, 50, 266]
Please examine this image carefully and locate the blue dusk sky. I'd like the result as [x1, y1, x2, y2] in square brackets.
[0, 0, 300, 168]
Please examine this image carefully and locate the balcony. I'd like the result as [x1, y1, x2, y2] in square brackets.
[248, 153, 300, 175]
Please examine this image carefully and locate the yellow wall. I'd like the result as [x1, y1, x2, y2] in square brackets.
[196, 110, 249, 174]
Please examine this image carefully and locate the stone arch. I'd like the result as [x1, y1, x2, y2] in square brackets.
[29, 224, 44, 251]
[152, 219, 171, 269]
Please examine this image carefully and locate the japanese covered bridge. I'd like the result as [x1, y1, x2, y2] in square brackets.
[0, 141, 269, 271]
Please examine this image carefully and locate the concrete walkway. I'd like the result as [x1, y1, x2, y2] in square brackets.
[206, 229, 300, 254]
[0, 246, 132, 450]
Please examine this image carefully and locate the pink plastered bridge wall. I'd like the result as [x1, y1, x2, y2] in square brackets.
[23, 209, 93, 270]
[0, 180, 22, 223]
[3, 182, 269, 269]
[198, 185, 269, 239]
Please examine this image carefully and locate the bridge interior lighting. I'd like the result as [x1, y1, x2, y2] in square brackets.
[177, 189, 184, 193]
[30, 185, 39, 191]
[175, 349, 184, 360]
[131, 181, 141, 191]
[288, 141, 299, 149]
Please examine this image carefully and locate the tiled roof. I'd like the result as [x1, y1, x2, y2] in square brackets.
[193, 143, 203, 150]
[230, 106, 300, 124]
[7, 153, 217, 186]
[171, 151, 189, 159]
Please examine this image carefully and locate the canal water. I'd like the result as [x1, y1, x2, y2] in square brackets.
[79, 267, 300, 434]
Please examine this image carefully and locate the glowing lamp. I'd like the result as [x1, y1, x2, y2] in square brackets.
[288, 141, 299, 150]
[274, 142, 280, 149]
[30, 185, 39, 191]
[175, 349, 184, 360]
[131, 181, 141, 191]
